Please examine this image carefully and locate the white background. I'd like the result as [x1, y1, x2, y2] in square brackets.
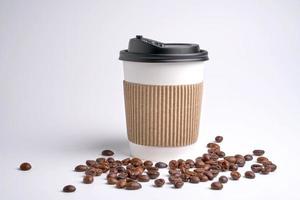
[1, 0, 300, 199]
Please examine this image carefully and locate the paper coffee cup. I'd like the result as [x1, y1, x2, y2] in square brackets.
[119, 36, 208, 161]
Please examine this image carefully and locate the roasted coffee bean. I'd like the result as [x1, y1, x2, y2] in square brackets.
[211, 182, 223, 190]
[257, 156, 269, 163]
[107, 157, 115, 163]
[251, 164, 263, 173]
[155, 162, 168, 168]
[253, 149, 265, 156]
[203, 171, 214, 180]
[230, 171, 241, 180]
[107, 177, 118, 185]
[168, 176, 182, 184]
[215, 136, 223, 143]
[96, 157, 106, 163]
[202, 154, 211, 162]
[217, 151, 226, 158]
[147, 166, 159, 172]
[200, 175, 209, 182]
[147, 171, 160, 179]
[235, 154, 244, 159]
[109, 168, 118, 174]
[189, 176, 200, 183]
[180, 174, 190, 182]
[229, 164, 238, 171]
[266, 163, 277, 172]
[218, 160, 230, 171]
[121, 158, 131, 165]
[219, 176, 228, 183]
[102, 149, 114, 156]
[137, 174, 150, 182]
[116, 166, 126, 173]
[245, 171, 255, 179]
[207, 143, 220, 149]
[83, 175, 94, 184]
[144, 160, 153, 168]
[195, 159, 205, 168]
[86, 160, 97, 167]
[236, 158, 245, 167]
[85, 168, 102, 176]
[63, 185, 76, 193]
[224, 156, 236, 163]
[19, 162, 31, 171]
[169, 160, 178, 169]
[169, 169, 180, 176]
[154, 178, 165, 187]
[116, 179, 127, 188]
[261, 166, 272, 175]
[74, 165, 88, 172]
[125, 181, 142, 190]
[174, 181, 184, 189]
[211, 169, 220, 177]
[210, 153, 219, 161]
[244, 154, 253, 161]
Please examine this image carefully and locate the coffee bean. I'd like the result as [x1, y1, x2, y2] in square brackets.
[215, 136, 223, 143]
[131, 158, 143, 167]
[200, 175, 209, 182]
[154, 178, 165, 187]
[63, 185, 76, 193]
[174, 181, 184, 189]
[217, 151, 226, 158]
[253, 149, 265, 156]
[74, 165, 88, 172]
[219, 176, 228, 183]
[169, 160, 178, 169]
[203, 171, 214, 180]
[168, 176, 182, 184]
[155, 162, 168, 168]
[257, 156, 269, 163]
[244, 154, 253, 161]
[19, 162, 31, 171]
[83, 175, 94, 184]
[125, 181, 142, 190]
[207, 143, 220, 149]
[96, 157, 106, 163]
[116, 179, 127, 188]
[107, 157, 115, 163]
[147, 171, 160, 179]
[261, 166, 272, 175]
[86, 160, 97, 167]
[224, 156, 236, 163]
[102, 150, 114, 156]
[251, 164, 263, 173]
[137, 174, 150, 182]
[122, 158, 131, 165]
[266, 163, 277, 172]
[144, 160, 153, 168]
[211, 182, 223, 190]
[189, 176, 200, 183]
[230, 171, 241, 180]
[236, 158, 245, 167]
[107, 177, 118, 185]
[229, 164, 238, 171]
[245, 171, 255, 179]
[85, 168, 102, 176]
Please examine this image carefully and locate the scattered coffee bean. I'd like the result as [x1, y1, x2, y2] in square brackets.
[211, 182, 223, 190]
[137, 174, 150, 182]
[219, 176, 228, 183]
[230, 171, 241, 180]
[86, 160, 97, 167]
[144, 160, 153, 168]
[245, 171, 255, 179]
[261, 166, 272, 175]
[19, 162, 31, 171]
[147, 171, 160, 179]
[102, 150, 114, 156]
[155, 162, 168, 168]
[253, 149, 265, 156]
[63, 185, 76, 193]
[251, 164, 263, 173]
[125, 181, 142, 190]
[74, 165, 88, 172]
[174, 181, 184, 188]
[83, 175, 94, 184]
[116, 179, 127, 188]
[107, 177, 118, 185]
[266, 163, 277, 172]
[257, 156, 269, 163]
[154, 178, 165, 187]
[215, 136, 223, 143]
[244, 154, 253, 161]
[189, 176, 200, 183]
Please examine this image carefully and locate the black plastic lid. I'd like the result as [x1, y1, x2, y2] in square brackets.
[119, 35, 209, 63]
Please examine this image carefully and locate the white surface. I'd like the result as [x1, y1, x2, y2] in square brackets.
[129, 142, 199, 162]
[1, 0, 300, 200]
[123, 61, 204, 85]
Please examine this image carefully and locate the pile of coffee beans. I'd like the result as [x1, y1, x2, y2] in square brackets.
[18, 136, 277, 192]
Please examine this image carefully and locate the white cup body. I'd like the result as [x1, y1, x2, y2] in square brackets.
[123, 61, 205, 161]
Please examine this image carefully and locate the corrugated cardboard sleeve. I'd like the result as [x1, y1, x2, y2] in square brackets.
[123, 80, 203, 147]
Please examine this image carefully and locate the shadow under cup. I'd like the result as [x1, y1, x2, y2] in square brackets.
[119, 36, 208, 161]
